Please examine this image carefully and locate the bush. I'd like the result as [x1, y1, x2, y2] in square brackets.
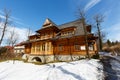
[114, 47, 120, 53]
[103, 46, 120, 55]
[91, 54, 100, 59]
[0, 49, 23, 61]
[103, 47, 112, 52]
[0, 47, 7, 55]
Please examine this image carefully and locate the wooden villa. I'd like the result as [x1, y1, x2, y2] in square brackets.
[22, 18, 98, 62]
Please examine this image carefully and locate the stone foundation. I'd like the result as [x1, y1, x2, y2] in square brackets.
[22, 54, 86, 63]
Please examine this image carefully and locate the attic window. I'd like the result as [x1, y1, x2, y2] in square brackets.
[61, 31, 74, 36]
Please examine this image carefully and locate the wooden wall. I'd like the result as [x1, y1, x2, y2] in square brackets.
[30, 41, 53, 55]
[25, 44, 31, 54]
[53, 37, 97, 56]
[26, 36, 97, 56]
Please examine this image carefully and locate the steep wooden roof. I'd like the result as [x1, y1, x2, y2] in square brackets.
[36, 18, 59, 33]
[42, 18, 57, 28]
[36, 18, 92, 36]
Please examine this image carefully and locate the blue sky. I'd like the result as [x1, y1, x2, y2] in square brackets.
[0, 0, 120, 43]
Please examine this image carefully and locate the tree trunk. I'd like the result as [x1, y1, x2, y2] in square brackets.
[0, 17, 8, 46]
[97, 23, 102, 51]
[0, 9, 10, 46]
[82, 18, 90, 59]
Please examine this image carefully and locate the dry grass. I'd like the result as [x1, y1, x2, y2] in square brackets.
[103, 43, 120, 55]
[0, 52, 23, 62]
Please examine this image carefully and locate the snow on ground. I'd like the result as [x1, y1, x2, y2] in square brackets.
[99, 52, 120, 79]
[110, 56, 120, 79]
[0, 59, 104, 80]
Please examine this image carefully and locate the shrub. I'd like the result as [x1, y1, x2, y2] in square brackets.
[0, 47, 7, 55]
[0, 48, 23, 61]
[91, 54, 100, 59]
[103, 47, 112, 52]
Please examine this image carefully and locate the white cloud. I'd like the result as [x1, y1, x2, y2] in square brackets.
[84, 0, 101, 11]
[106, 23, 120, 41]
[107, 23, 120, 32]
[0, 10, 3, 14]
[0, 14, 6, 19]
[0, 10, 34, 46]
[7, 26, 35, 41]
[0, 22, 35, 46]
[0, 10, 29, 27]
[14, 20, 29, 27]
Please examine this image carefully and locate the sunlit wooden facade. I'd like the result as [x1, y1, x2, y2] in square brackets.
[23, 18, 98, 60]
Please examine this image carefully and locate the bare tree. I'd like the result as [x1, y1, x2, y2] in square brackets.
[76, 8, 90, 59]
[94, 14, 104, 51]
[26, 27, 32, 40]
[0, 9, 11, 46]
[6, 27, 19, 47]
[5, 27, 19, 64]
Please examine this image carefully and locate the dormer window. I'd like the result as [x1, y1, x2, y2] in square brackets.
[61, 31, 74, 36]
[60, 26, 76, 37]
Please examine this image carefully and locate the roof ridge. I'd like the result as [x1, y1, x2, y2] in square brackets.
[43, 18, 57, 27]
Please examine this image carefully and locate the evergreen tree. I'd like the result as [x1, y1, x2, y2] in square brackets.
[107, 39, 111, 47]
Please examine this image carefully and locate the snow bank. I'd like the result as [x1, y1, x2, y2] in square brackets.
[0, 59, 103, 80]
[110, 56, 120, 78]
[99, 52, 112, 56]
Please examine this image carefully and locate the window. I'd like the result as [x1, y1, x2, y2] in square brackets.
[50, 32, 53, 38]
[44, 33, 47, 39]
[19, 50, 21, 53]
[42, 33, 45, 39]
[47, 43, 49, 51]
[72, 31, 74, 34]
[68, 31, 73, 35]
[36, 44, 41, 52]
[59, 44, 64, 51]
[32, 45, 35, 52]
[61, 31, 74, 37]
[75, 44, 80, 50]
[47, 32, 50, 37]
[80, 46, 86, 50]
[89, 45, 94, 50]
[42, 43, 45, 51]
[74, 44, 86, 51]
[39, 45, 41, 51]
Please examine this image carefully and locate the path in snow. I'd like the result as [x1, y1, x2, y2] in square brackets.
[101, 56, 120, 80]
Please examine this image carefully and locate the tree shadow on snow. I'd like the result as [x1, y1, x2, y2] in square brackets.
[57, 66, 84, 80]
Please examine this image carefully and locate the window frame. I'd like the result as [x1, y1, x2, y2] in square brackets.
[58, 44, 64, 51]
[42, 43, 45, 51]
[74, 44, 81, 51]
